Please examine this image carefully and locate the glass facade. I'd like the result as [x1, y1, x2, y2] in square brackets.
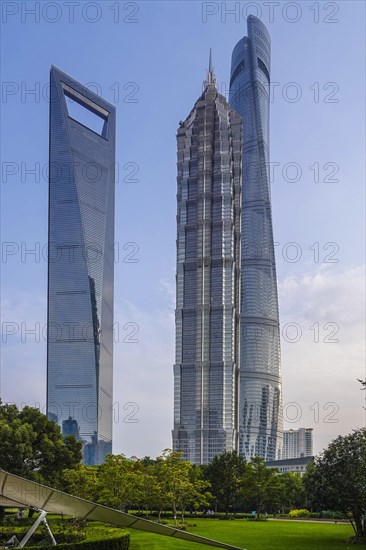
[172, 70, 242, 464]
[229, 16, 283, 460]
[283, 428, 313, 459]
[47, 66, 115, 465]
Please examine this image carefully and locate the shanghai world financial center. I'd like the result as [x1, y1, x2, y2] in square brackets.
[47, 16, 281, 466]
[47, 66, 115, 465]
[173, 17, 283, 463]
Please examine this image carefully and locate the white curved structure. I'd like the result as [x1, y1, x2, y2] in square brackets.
[0, 470, 245, 550]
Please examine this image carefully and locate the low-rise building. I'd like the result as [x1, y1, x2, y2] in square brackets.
[265, 456, 314, 476]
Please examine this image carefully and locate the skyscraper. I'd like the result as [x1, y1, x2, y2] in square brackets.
[229, 16, 282, 460]
[172, 56, 242, 464]
[47, 66, 116, 465]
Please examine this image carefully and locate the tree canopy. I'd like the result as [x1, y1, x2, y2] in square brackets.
[304, 427, 366, 541]
[241, 457, 281, 517]
[155, 449, 211, 523]
[203, 451, 246, 515]
[0, 401, 82, 486]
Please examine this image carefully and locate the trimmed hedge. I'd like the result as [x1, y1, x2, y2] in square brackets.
[0, 534, 83, 545]
[0, 516, 129, 550]
[25, 533, 130, 550]
[130, 511, 259, 520]
[1, 538, 131, 550]
[289, 509, 311, 518]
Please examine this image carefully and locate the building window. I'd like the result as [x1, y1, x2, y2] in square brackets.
[257, 58, 270, 83]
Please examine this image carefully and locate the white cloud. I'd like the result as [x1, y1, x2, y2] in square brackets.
[279, 265, 366, 453]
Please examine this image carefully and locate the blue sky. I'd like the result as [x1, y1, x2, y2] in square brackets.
[1, 1, 365, 457]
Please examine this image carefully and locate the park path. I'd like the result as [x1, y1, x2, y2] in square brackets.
[270, 518, 349, 525]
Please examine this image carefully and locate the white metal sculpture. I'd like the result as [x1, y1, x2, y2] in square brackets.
[0, 470, 245, 550]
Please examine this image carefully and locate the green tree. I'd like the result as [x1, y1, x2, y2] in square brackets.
[147, 463, 169, 520]
[140, 456, 157, 467]
[98, 454, 140, 511]
[156, 449, 211, 523]
[135, 466, 162, 515]
[277, 472, 305, 513]
[304, 428, 366, 541]
[241, 457, 281, 518]
[0, 401, 82, 485]
[63, 465, 99, 501]
[203, 451, 246, 516]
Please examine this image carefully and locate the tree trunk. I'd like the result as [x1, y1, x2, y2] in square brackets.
[173, 503, 177, 525]
[354, 516, 364, 539]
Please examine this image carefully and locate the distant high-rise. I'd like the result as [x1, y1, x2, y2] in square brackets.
[283, 428, 313, 459]
[229, 16, 283, 461]
[172, 55, 242, 464]
[47, 66, 116, 465]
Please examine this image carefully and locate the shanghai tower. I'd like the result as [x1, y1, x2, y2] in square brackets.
[172, 56, 242, 464]
[47, 66, 116, 465]
[229, 16, 283, 460]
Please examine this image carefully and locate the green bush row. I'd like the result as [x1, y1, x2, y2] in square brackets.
[286, 509, 347, 520]
[0, 533, 83, 545]
[130, 511, 259, 520]
[25, 532, 130, 550]
[289, 509, 311, 518]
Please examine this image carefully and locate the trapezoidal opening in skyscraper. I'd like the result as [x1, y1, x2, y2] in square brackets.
[63, 83, 109, 137]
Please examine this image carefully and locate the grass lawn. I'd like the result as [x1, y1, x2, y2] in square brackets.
[128, 519, 355, 550]
[0, 513, 357, 550]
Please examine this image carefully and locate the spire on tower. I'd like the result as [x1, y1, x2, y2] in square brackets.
[204, 48, 216, 88]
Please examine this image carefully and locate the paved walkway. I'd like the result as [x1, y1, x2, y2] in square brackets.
[270, 518, 349, 525]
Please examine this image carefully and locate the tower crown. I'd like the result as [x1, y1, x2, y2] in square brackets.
[204, 48, 216, 88]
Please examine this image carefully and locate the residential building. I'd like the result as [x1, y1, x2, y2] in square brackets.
[283, 428, 314, 459]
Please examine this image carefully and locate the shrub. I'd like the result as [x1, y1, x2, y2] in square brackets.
[0, 518, 130, 550]
[155, 519, 169, 525]
[321, 510, 346, 520]
[26, 533, 130, 550]
[289, 509, 311, 518]
[1, 515, 35, 527]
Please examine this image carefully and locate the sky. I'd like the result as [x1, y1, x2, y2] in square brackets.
[1, 0, 365, 458]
